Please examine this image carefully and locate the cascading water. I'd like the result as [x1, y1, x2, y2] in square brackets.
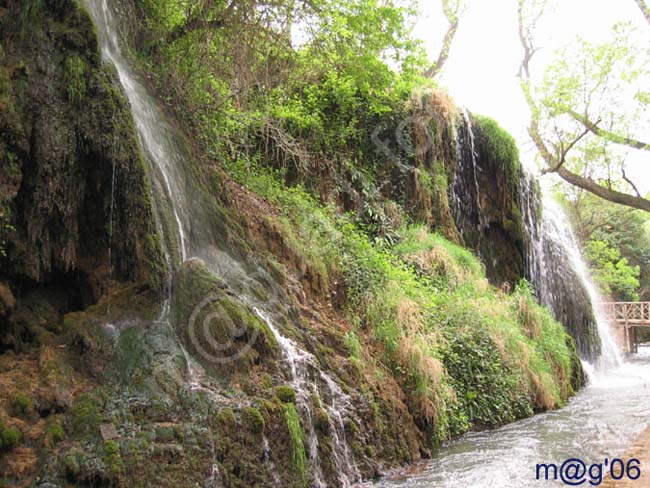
[254, 307, 361, 487]
[83, 1, 360, 484]
[450, 111, 620, 370]
[83, 0, 189, 270]
[519, 173, 621, 370]
[450, 109, 486, 242]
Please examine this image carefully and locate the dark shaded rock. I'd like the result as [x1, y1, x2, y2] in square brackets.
[0, 281, 15, 317]
[0, 0, 165, 293]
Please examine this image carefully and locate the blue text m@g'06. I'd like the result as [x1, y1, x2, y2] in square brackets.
[535, 458, 641, 485]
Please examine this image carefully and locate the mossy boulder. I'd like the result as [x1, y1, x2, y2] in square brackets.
[171, 258, 280, 377]
[242, 406, 265, 433]
[275, 385, 297, 404]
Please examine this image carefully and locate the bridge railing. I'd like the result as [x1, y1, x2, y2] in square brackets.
[601, 302, 650, 324]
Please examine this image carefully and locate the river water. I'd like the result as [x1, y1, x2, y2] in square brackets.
[367, 348, 650, 487]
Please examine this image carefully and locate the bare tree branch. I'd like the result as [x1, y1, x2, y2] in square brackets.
[622, 168, 643, 197]
[633, 0, 650, 26]
[542, 126, 591, 174]
[568, 110, 650, 152]
[424, 0, 464, 78]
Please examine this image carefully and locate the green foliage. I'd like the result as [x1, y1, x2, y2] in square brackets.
[69, 394, 102, 436]
[132, 0, 581, 452]
[103, 440, 124, 477]
[242, 407, 265, 433]
[344, 331, 363, 366]
[561, 190, 649, 300]
[64, 55, 87, 105]
[0, 421, 21, 450]
[44, 417, 65, 448]
[586, 240, 640, 301]
[440, 327, 533, 430]
[283, 403, 307, 484]
[225, 160, 577, 443]
[533, 21, 650, 201]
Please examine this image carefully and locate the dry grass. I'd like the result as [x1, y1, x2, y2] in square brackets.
[516, 294, 542, 340]
[396, 299, 424, 334]
[396, 333, 446, 425]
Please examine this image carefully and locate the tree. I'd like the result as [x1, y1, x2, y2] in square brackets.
[424, 0, 467, 78]
[558, 187, 650, 300]
[517, 0, 650, 213]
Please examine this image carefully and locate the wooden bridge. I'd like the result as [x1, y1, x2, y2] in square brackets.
[601, 302, 650, 353]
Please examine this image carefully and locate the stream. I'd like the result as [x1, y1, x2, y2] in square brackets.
[367, 348, 650, 487]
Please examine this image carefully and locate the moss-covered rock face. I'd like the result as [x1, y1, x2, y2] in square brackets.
[0, 0, 165, 293]
[446, 113, 527, 287]
[171, 258, 279, 378]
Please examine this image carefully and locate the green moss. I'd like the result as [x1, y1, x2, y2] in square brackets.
[314, 407, 330, 434]
[275, 385, 296, 403]
[64, 54, 86, 105]
[283, 403, 307, 485]
[69, 394, 102, 436]
[215, 408, 237, 427]
[0, 422, 21, 450]
[7, 391, 33, 418]
[171, 258, 280, 371]
[473, 114, 520, 177]
[242, 406, 265, 433]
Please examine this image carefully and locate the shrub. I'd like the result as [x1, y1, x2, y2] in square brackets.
[8, 392, 33, 418]
[69, 394, 102, 436]
[44, 417, 65, 447]
[0, 422, 21, 450]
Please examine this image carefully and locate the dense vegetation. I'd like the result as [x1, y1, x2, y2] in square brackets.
[0, 0, 591, 486]
[127, 0, 582, 435]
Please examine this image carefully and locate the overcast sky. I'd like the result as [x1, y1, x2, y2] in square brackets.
[413, 0, 649, 194]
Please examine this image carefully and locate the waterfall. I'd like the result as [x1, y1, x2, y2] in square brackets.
[83, 1, 360, 484]
[450, 109, 485, 242]
[519, 175, 621, 370]
[449, 111, 621, 370]
[254, 308, 361, 487]
[83, 0, 189, 270]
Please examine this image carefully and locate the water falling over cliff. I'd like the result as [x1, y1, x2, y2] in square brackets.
[82, 1, 361, 484]
[450, 112, 620, 367]
[519, 174, 621, 369]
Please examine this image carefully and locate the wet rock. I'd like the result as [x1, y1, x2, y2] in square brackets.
[171, 258, 280, 377]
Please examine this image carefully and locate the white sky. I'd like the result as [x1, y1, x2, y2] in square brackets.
[413, 0, 649, 194]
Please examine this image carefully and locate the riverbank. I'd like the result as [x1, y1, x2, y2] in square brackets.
[368, 349, 650, 487]
[601, 427, 650, 487]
